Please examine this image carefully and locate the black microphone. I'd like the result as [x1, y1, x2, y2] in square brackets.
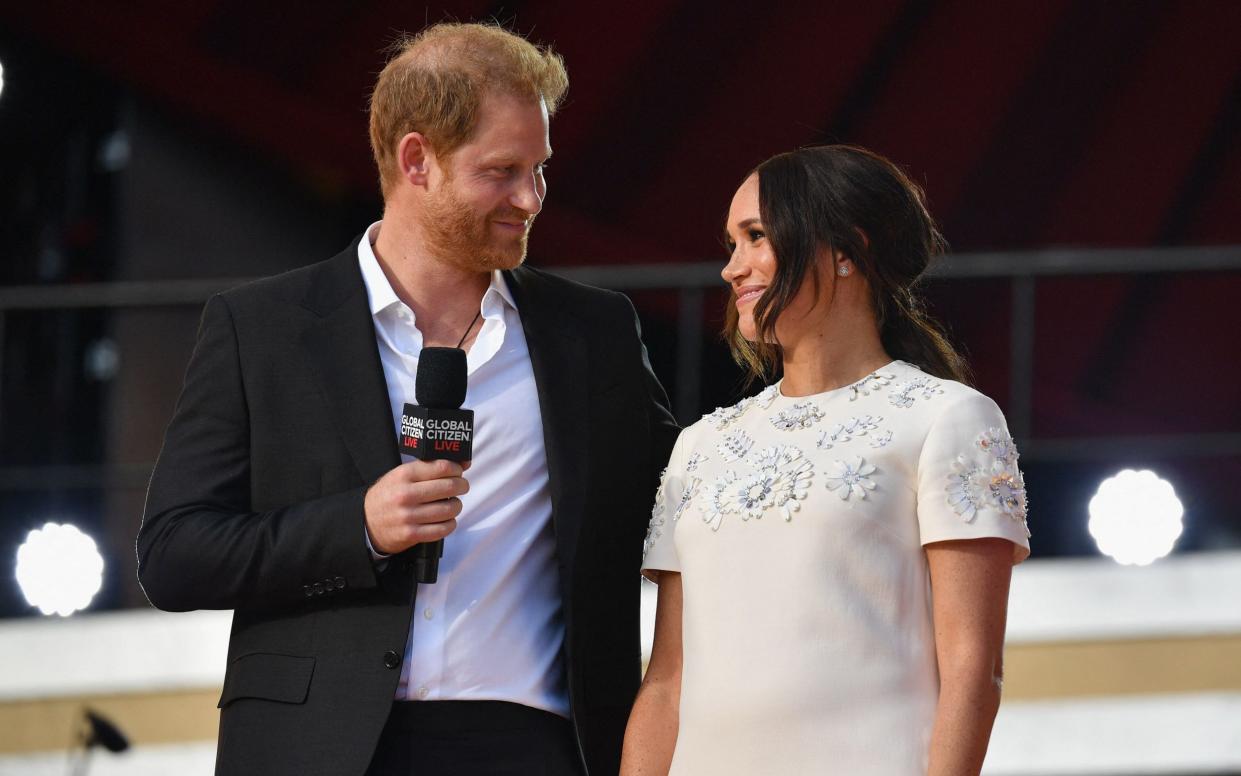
[399, 347, 474, 584]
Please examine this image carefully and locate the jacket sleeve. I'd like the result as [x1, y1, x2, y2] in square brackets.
[624, 295, 681, 507]
[136, 294, 379, 612]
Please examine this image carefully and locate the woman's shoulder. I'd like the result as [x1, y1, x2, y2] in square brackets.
[680, 384, 781, 444]
[886, 360, 1000, 420]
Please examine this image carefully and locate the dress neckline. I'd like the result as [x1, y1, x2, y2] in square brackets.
[774, 360, 905, 402]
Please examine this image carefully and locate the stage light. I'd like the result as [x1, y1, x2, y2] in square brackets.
[1088, 469, 1183, 566]
[15, 522, 104, 616]
[0, 59, 6, 101]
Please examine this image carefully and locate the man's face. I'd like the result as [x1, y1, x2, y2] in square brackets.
[420, 92, 552, 272]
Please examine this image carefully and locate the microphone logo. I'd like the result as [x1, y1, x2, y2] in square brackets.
[399, 406, 473, 460]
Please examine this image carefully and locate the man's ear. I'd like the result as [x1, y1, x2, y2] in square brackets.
[396, 132, 434, 188]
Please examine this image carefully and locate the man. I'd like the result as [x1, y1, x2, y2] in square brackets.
[137, 23, 678, 776]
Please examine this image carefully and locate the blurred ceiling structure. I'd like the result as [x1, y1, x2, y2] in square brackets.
[2, 2, 1239, 561]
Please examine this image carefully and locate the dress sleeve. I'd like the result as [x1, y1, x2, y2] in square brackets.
[916, 392, 1032, 563]
[641, 431, 689, 578]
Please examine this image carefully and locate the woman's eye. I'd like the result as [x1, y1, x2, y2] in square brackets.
[748, 229, 765, 242]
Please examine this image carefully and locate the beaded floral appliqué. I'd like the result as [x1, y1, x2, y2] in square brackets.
[701, 385, 780, 431]
[770, 401, 826, 431]
[824, 456, 878, 500]
[643, 469, 705, 556]
[817, 415, 884, 449]
[888, 376, 944, 408]
[702, 445, 814, 530]
[945, 428, 1029, 535]
[642, 468, 670, 556]
[717, 430, 755, 462]
[674, 477, 702, 521]
[848, 370, 895, 401]
[685, 452, 707, 472]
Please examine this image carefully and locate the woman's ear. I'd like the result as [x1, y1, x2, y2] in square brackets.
[835, 250, 853, 277]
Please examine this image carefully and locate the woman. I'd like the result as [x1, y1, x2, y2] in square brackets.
[621, 145, 1030, 776]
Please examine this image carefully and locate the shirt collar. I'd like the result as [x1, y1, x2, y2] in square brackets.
[358, 220, 519, 320]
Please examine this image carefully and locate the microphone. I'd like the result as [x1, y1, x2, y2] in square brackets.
[399, 347, 474, 584]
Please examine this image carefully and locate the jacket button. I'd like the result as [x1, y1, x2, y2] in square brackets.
[303, 585, 313, 597]
[313, 582, 324, 595]
[334, 576, 346, 589]
[383, 651, 401, 669]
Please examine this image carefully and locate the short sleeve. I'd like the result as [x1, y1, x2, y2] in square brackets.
[916, 392, 1031, 563]
[642, 431, 689, 578]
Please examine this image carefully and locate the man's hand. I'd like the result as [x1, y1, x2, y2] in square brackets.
[363, 459, 471, 555]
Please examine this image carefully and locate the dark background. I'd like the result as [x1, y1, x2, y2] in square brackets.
[1, 0, 1239, 617]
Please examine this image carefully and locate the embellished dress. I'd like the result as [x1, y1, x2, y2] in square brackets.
[641, 359, 1031, 775]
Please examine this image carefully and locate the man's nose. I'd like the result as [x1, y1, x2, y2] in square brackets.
[511, 172, 544, 216]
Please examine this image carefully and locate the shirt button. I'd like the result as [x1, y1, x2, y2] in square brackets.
[382, 651, 401, 669]
[423, 608, 434, 620]
[417, 686, 429, 699]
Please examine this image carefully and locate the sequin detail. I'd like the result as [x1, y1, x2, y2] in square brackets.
[685, 452, 707, 472]
[717, 430, 755, 462]
[703, 445, 814, 530]
[848, 371, 895, 401]
[945, 428, 1029, 535]
[824, 456, 878, 500]
[701, 385, 779, 431]
[817, 415, 884, 449]
[642, 468, 670, 556]
[674, 477, 702, 521]
[770, 402, 826, 431]
[888, 376, 944, 408]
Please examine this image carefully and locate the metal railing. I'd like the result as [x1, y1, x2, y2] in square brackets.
[1, 245, 1240, 491]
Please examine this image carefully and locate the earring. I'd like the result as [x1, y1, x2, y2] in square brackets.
[838, 265, 851, 277]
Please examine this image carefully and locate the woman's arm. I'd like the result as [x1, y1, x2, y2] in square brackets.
[621, 571, 684, 776]
[924, 538, 1014, 776]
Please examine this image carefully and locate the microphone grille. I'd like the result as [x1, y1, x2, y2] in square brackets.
[415, 347, 467, 408]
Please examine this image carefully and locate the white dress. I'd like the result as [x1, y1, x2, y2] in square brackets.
[642, 359, 1031, 775]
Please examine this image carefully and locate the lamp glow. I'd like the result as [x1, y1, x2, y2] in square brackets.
[15, 522, 104, 616]
[1088, 469, 1183, 566]
[0, 60, 6, 101]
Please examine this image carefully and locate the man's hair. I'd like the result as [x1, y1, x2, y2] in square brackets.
[368, 23, 569, 196]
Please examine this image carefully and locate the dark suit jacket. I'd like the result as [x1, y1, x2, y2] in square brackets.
[136, 238, 679, 776]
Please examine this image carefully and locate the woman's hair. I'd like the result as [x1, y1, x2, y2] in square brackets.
[724, 144, 970, 385]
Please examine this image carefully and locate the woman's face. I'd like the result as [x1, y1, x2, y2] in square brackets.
[722, 174, 826, 345]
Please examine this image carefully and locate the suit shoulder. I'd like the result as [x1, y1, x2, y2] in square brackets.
[215, 258, 328, 307]
[214, 239, 361, 316]
[511, 265, 633, 318]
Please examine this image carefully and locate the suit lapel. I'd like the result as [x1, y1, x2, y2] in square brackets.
[301, 244, 400, 486]
[505, 267, 589, 575]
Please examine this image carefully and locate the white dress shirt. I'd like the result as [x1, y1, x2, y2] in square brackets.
[358, 221, 568, 717]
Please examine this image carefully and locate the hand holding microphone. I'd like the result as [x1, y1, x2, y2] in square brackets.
[362, 458, 470, 555]
[364, 347, 475, 582]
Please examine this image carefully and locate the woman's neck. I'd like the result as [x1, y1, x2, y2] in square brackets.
[778, 313, 892, 398]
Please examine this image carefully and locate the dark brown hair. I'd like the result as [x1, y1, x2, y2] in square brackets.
[725, 144, 970, 385]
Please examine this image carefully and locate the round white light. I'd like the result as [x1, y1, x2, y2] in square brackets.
[15, 522, 105, 616]
[1088, 469, 1184, 566]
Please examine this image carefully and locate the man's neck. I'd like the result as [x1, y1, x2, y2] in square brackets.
[372, 216, 491, 348]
